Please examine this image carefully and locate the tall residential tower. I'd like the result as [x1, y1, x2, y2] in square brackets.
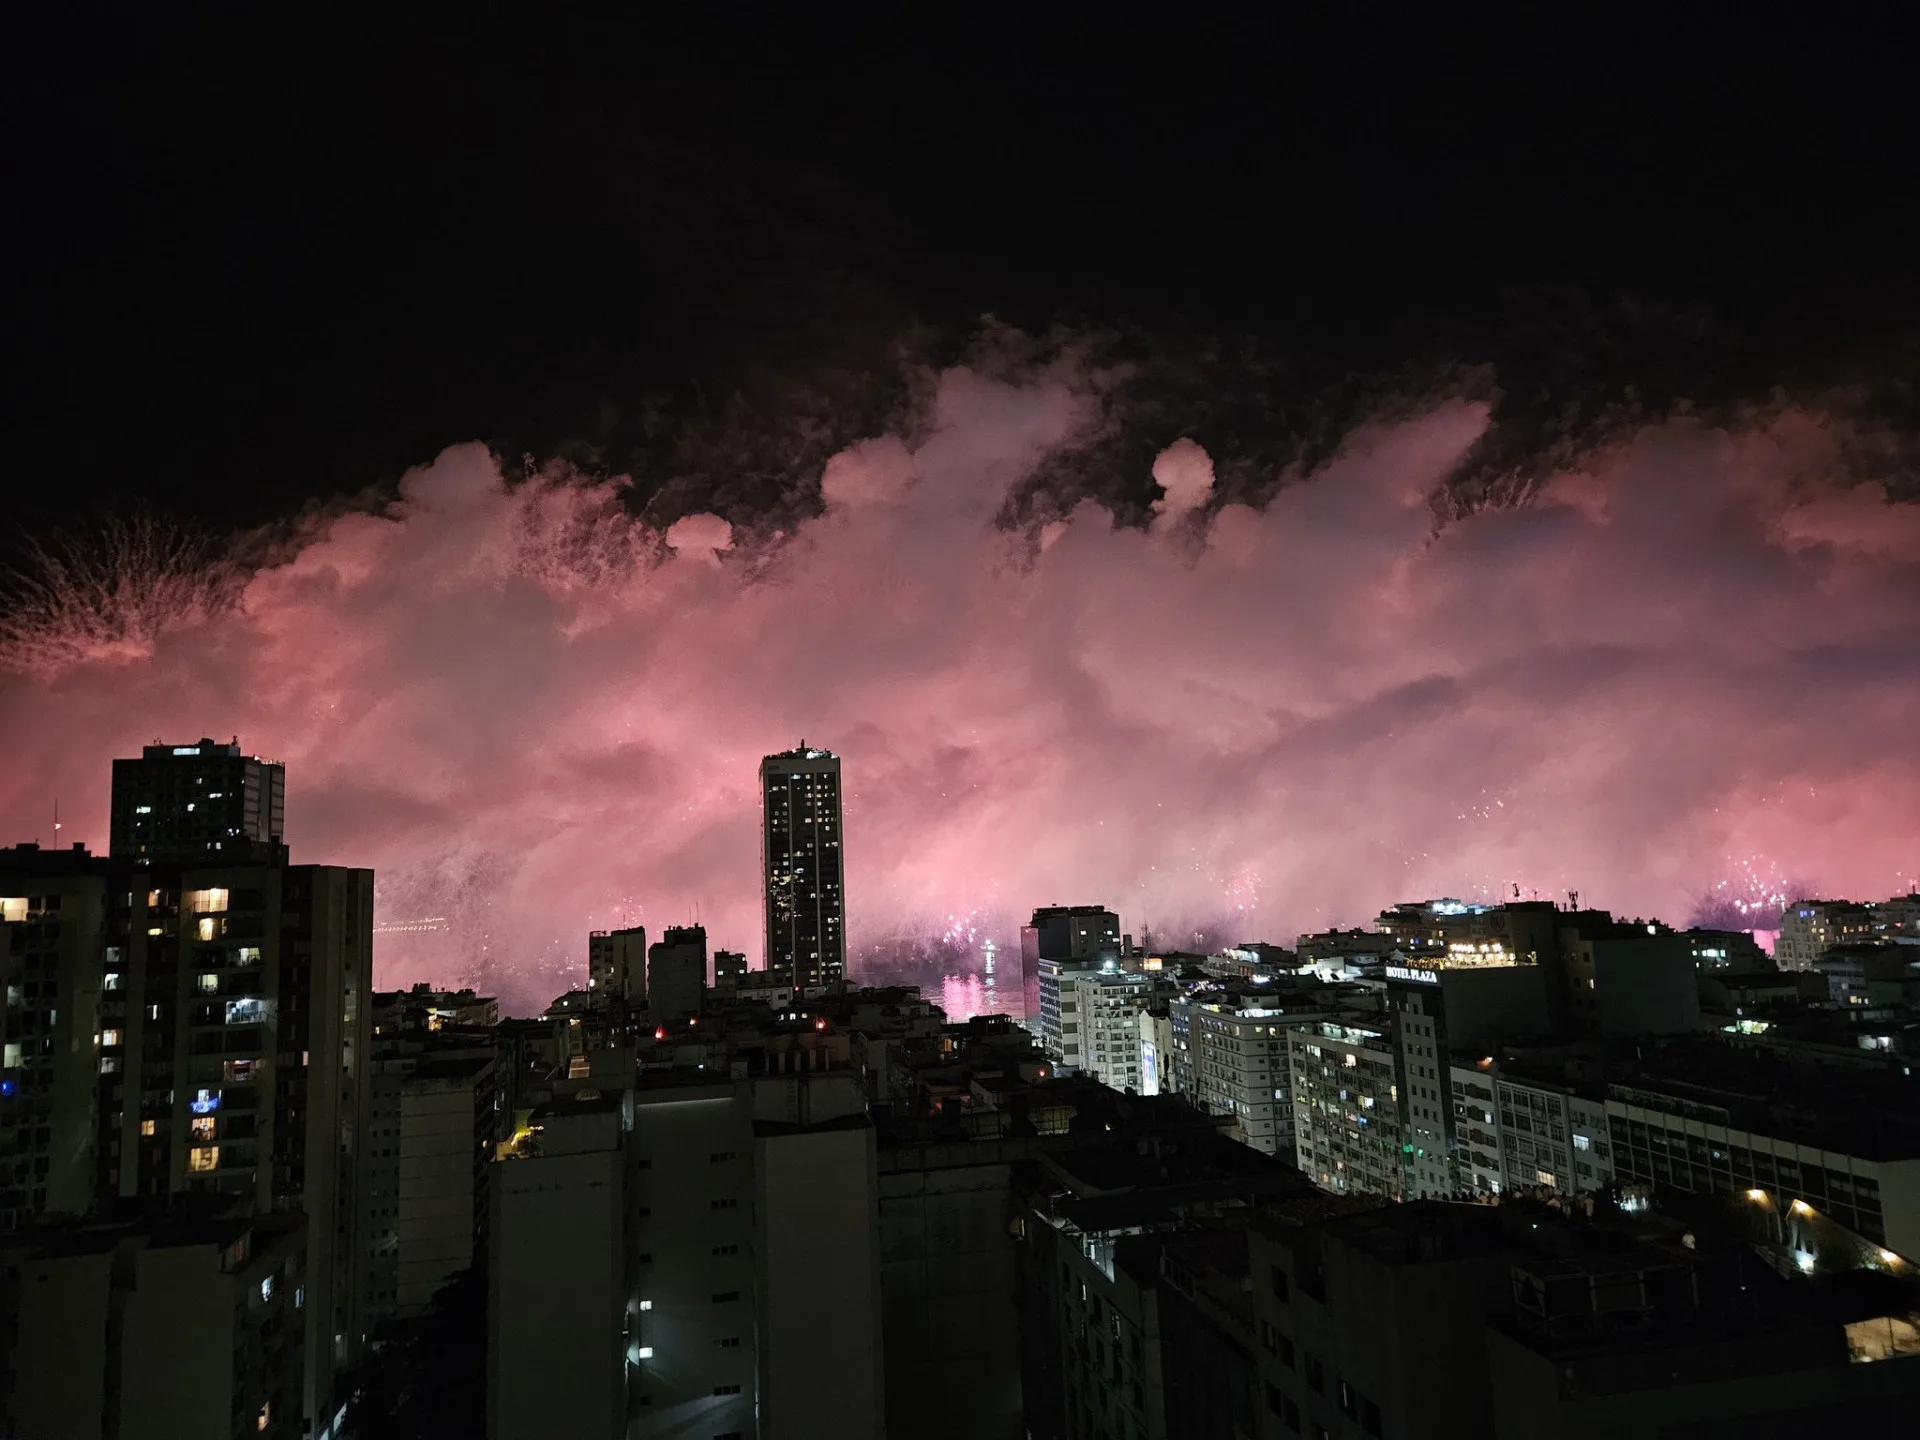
[760, 745, 845, 990]
[110, 737, 287, 865]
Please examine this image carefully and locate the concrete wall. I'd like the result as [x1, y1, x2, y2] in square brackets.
[8, 1249, 111, 1440]
[119, 1245, 236, 1440]
[755, 1121, 884, 1440]
[299, 864, 375, 1432]
[397, 1073, 484, 1312]
[1593, 938, 1700, 1038]
[630, 1085, 757, 1439]
[878, 1152, 1024, 1440]
[490, 1142, 627, 1440]
[1876, 1157, 1920, 1261]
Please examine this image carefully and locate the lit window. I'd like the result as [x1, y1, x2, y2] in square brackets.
[191, 1116, 217, 1140]
[140, 1119, 157, 1137]
[187, 1146, 220, 1173]
[101, 1028, 123, 1047]
[198, 973, 220, 993]
[257, 1402, 271, 1431]
[104, 972, 123, 990]
[260, 1276, 274, 1302]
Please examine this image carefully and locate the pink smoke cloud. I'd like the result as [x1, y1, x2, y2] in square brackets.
[1, 364, 1916, 1011]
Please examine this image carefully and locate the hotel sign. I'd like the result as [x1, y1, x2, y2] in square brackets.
[1385, 965, 1439, 985]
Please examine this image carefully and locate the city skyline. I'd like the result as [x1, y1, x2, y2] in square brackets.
[0, 733, 1904, 1013]
[2, 388, 1913, 1012]
[6, 13, 1920, 1439]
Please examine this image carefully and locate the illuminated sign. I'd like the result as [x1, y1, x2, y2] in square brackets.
[1385, 965, 1439, 985]
[190, 1089, 221, 1115]
[172, 746, 201, 756]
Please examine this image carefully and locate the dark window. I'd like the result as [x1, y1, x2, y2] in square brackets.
[712, 1384, 742, 1395]
[1339, 1380, 1358, 1419]
[1363, 1398, 1383, 1436]
[1270, 1264, 1290, 1301]
[711, 1290, 740, 1303]
[1275, 1391, 1302, 1433]
[1304, 1354, 1324, 1392]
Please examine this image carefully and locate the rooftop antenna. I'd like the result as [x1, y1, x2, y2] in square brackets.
[1567, 890, 1579, 911]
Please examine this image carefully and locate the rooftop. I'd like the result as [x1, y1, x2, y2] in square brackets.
[1605, 1036, 1920, 1160]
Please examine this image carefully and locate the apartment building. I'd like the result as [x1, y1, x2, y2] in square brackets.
[1178, 1000, 1327, 1156]
[1288, 1018, 1404, 1198]
[1038, 956, 1153, 1092]
[0, 1209, 307, 1440]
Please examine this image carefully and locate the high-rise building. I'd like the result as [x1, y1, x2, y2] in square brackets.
[1288, 1014, 1405, 1196]
[363, 1052, 496, 1328]
[490, 1091, 640, 1440]
[1019, 905, 1119, 1021]
[1173, 998, 1329, 1156]
[2, 838, 373, 1436]
[117, 861, 373, 1434]
[0, 846, 111, 1231]
[647, 925, 706, 1024]
[760, 745, 846, 990]
[489, 1036, 886, 1440]
[109, 738, 287, 866]
[5, 745, 373, 1437]
[631, 1051, 884, 1440]
[1036, 955, 1152, 1090]
[587, 925, 647, 1010]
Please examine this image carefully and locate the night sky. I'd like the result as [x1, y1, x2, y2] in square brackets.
[12, 10, 1917, 526]
[4, 10, 1917, 1010]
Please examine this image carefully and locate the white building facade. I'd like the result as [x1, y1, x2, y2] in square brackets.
[1038, 957, 1152, 1091]
[1181, 1002, 1324, 1156]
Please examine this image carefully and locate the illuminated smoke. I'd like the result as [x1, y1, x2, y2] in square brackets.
[1, 361, 1917, 1012]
